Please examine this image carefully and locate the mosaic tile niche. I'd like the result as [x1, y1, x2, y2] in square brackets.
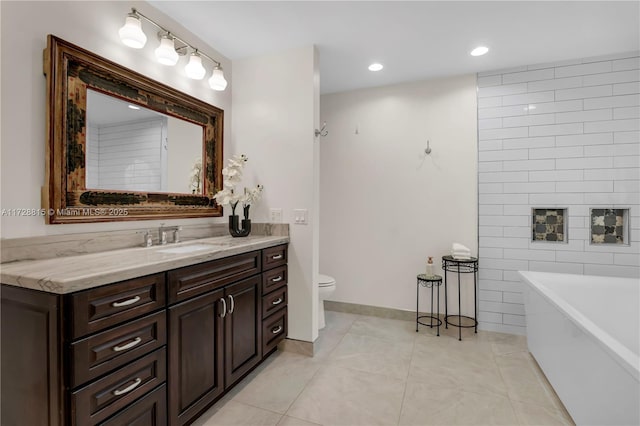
[590, 209, 628, 244]
[532, 208, 566, 242]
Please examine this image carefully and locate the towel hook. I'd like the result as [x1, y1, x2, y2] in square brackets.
[314, 122, 328, 138]
[424, 139, 432, 155]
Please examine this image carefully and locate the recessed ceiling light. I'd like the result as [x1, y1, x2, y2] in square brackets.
[368, 63, 383, 72]
[128, 104, 140, 110]
[470, 46, 489, 57]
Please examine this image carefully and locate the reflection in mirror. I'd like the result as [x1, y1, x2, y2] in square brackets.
[86, 90, 204, 194]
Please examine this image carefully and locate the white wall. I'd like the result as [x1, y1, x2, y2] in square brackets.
[0, 1, 231, 238]
[231, 47, 320, 342]
[320, 75, 478, 316]
[477, 52, 640, 335]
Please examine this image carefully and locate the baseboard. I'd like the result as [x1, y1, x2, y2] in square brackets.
[278, 338, 314, 357]
[324, 300, 416, 321]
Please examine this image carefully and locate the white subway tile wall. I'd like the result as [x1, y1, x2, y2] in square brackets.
[477, 52, 640, 335]
[90, 118, 166, 191]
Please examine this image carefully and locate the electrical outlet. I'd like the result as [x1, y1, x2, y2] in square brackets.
[293, 209, 308, 225]
[270, 208, 283, 223]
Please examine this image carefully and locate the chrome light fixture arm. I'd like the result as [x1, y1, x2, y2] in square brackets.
[129, 7, 222, 68]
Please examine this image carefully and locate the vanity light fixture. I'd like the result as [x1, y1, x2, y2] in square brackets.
[470, 46, 489, 56]
[155, 34, 179, 66]
[118, 13, 147, 48]
[118, 8, 228, 90]
[368, 63, 384, 71]
[208, 65, 228, 91]
[185, 52, 206, 80]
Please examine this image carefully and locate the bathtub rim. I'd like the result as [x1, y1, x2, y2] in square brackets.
[519, 270, 639, 382]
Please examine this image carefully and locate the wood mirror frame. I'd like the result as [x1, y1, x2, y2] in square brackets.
[43, 35, 223, 224]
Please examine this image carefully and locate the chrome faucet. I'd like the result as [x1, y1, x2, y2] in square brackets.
[159, 224, 182, 244]
[137, 230, 153, 247]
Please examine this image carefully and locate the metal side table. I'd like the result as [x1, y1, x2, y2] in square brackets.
[416, 274, 443, 336]
[442, 255, 478, 341]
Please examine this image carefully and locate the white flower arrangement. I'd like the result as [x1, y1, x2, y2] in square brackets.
[213, 154, 263, 216]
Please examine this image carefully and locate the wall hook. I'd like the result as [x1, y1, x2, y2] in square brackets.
[424, 140, 432, 155]
[314, 122, 328, 138]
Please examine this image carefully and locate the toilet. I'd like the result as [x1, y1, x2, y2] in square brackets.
[317, 274, 337, 330]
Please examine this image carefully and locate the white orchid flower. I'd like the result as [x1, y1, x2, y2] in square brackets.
[229, 154, 248, 168]
[242, 184, 264, 206]
[213, 154, 263, 213]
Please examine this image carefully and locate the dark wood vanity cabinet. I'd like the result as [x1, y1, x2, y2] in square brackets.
[1, 274, 169, 426]
[261, 247, 288, 356]
[1, 244, 288, 426]
[168, 289, 225, 425]
[167, 262, 264, 425]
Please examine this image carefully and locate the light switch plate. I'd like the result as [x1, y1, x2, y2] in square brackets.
[293, 209, 308, 225]
[270, 208, 283, 223]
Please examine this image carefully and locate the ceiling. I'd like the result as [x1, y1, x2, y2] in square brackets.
[149, 1, 640, 94]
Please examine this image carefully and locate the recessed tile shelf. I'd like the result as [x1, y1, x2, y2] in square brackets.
[590, 208, 629, 245]
[532, 208, 567, 242]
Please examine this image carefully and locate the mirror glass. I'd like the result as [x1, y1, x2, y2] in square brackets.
[86, 90, 204, 194]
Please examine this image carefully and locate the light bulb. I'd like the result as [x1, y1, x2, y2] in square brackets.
[119, 15, 147, 49]
[185, 53, 206, 80]
[470, 46, 489, 57]
[208, 66, 228, 91]
[368, 63, 383, 71]
[155, 36, 179, 66]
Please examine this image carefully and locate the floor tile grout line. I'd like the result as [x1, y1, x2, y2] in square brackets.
[281, 361, 325, 418]
[281, 322, 354, 422]
[507, 398, 525, 426]
[493, 351, 569, 414]
[396, 337, 418, 426]
[229, 399, 289, 417]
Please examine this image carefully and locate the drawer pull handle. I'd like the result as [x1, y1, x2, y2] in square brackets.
[271, 325, 283, 334]
[112, 296, 141, 308]
[113, 378, 142, 396]
[271, 276, 283, 283]
[112, 337, 142, 352]
[220, 297, 227, 318]
[271, 298, 283, 306]
[228, 295, 235, 314]
[271, 254, 283, 260]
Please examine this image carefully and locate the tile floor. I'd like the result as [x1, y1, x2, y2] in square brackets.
[192, 311, 575, 426]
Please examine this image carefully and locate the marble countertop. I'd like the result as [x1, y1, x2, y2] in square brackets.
[0, 235, 289, 294]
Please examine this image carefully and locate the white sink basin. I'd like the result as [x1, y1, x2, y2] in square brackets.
[156, 244, 215, 254]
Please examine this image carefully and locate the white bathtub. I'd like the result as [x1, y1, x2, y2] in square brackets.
[519, 271, 639, 426]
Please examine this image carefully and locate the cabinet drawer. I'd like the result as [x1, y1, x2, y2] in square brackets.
[168, 251, 261, 303]
[72, 348, 166, 426]
[70, 311, 166, 388]
[69, 273, 166, 339]
[262, 265, 287, 294]
[98, 384, 166, 426]
[262, 245, 287, 271]
[262, 286, 287, 319]
[262, 309, 287, 355]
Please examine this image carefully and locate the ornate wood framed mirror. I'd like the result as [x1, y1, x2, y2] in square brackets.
[43, 35, 223, 224]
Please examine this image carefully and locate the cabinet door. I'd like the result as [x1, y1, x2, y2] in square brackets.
[224, 276, 262, 387]
[1, 286, 63, 426]
[168, 289, 225, 426]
